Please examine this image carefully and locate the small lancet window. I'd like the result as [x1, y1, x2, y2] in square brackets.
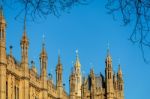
[0, 31, 1, 39]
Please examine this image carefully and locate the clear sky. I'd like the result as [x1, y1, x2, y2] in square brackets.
[3, 0, 150, 99]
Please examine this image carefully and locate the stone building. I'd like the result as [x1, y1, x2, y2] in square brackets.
[0, 8, 69, 99]
[69, 50, 124, 99]
[0, 7, 124, 99]
[69, 50, 82, 99]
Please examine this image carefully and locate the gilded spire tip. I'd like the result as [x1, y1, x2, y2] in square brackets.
[74, 49, 81, 67]
[58, 49, 61, 64]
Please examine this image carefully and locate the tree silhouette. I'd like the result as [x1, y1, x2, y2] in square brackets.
[106, 0, 150, 63]
[1, 0, 90, 20]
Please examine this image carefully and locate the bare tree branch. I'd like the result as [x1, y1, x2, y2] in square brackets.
[0, 0, 91, 21]
[106, 0, 150, 63]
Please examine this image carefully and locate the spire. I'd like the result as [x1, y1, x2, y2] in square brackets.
[56, 49, 62, 70]
[90, 68, 94, 75]
[0, 6, 5, 24]
[118, 64, 122, 76]
[40, 34, 47, 58]
[21, 15, 29, 46]
[106, 42, 112, 63]
[74, 49, 81, 67]
[113, 72, 117, 81]
[58, 49, 61, 65]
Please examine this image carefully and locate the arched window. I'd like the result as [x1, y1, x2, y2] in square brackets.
[2, 30, 4, 38]
[0, 31, 2, 39]
[108, 72, 111, 79]
[6, 81, 8, 99]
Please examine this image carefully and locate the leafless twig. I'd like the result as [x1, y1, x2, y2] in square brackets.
[106, 0, 150, 63]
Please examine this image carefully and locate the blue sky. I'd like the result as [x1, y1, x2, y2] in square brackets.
[3, 0, 150, 99]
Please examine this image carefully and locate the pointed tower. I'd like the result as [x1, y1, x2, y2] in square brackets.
[117, 65, 124, 99]
[74, 50, 82, 98]
[105, 48, 114, 99]
[0, 6, 7, 99]
[113, 72, 118, 90]
[20, 15, 29, 73]
[90, 68, 95, 99]
[20, 15, 29, 99]
[56, 53, 63, 99]
[69, 70, 76, 99]
[0, 6, 6, 62]
[39, 37, 48, 99]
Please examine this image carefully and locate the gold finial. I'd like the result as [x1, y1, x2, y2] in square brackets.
[118, 64, 122, 75]
[40, 34, 47, 58]
[75, 49, 81, 67]
[58, 49, 61, 65]
[106, 41, 112, 63]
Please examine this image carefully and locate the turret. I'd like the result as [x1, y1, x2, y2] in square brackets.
[20, 16, 29, 73]
[20, 16, 30, 99]
[39, 38, 48, 99]
[117, 65, 124, 99]
[69, 50, 82, 99]
[69, 71, 76, 99]
[90, 68, 95, 99]
[0, 6, 7, 99]
[40, 39, 48, 80]
[105, 48, 114, 99]
[56, 54, 63, 99]
[113, 72, 118, 90]
[74, 50, 82, 98]
[0, 6, 6, 64]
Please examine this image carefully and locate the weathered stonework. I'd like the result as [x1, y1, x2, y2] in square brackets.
[0, 7, 124, 99]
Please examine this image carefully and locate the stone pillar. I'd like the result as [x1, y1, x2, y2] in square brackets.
[0, 64, 6, 99]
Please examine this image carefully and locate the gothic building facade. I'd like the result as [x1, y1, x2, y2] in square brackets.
[0, 8, 68, 99]
[0, 8, 124, 99]
[70, 51, 124, 99]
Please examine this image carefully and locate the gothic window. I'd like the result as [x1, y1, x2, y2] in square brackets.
[78, 77, 80, 83]
[108, 72, 111, 79]
[2, 30, 4, 38]
[108, 72, 110, 79]
[120, 85, 122, 90]
[6, 81, 8, 99]
[35, 97, 38, 99]
[15, 86, 16, 99]
[17, 87, 19, 99]
[0, 32, 1, 39]
[109, 72, 111, 79]
[14, 86, 19, 99]
[0, 31, 3, 39]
